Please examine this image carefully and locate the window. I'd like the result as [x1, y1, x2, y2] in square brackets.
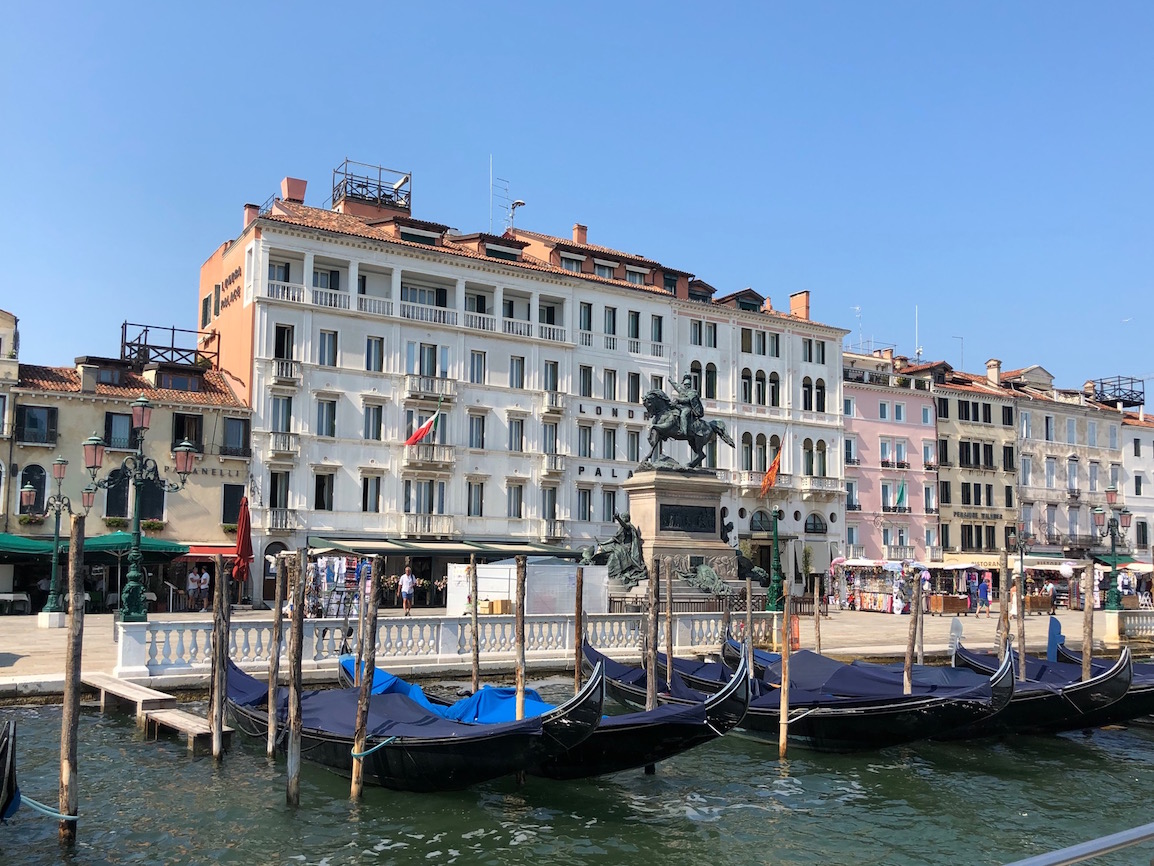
[509, 356, 525, 389]
[1021, 455, 1032, 486]
[201, 295, 212, 328]
[804, 513, 828, 534]
[223, 417, 250, 456]
[628, 373, 641, 404]
[882, 482, 894, 508]
[755, 331, 767, 355]
[664, 273, 678, 293]
[561, 256, 581, 273]
[578, 366, 593, 397]
[846, 480, 858, 508]
[543, 360, 559, 392]
[923, 441, 936, 465]
[690, 320, 702, 346]
[627, 430, 640, 462]
[845, 437, 857, 465]
[924, 484, 936, 511]
[802, 439, 815, 476]
[579, 302, 593, 332]
[542, 486, 557, 521]
[815, 380, 826, 413]
[845, 397, 855, 418]
[767, 332, 779, 357]
[594, 262, 615, 279]
[1002, 445, 1015, 471]
[603, 369, 617, 401]
[271, 396, 292, 433]
[314, 473, 334, 511]
[542, 421, 558, 455]
[938, 438, 949, 464]
[1067, 459, 1079, 491]
[922, 406, 933, 425]
[939, 480, 952, 505]
[603, 427, 617, 459]
[802, 338, 813, 362]
[222, 484, 244, 524]
[213, 283, 221, 316]
[313, 268, 340, 290]
[815, 341, 826, 363]
[741, 328, 753, 353]
[769, 373, 780, 407]
[1137, 475, 1144, 497]
[651, 315, 663, 344]
[1005, 486, 1014, 509]
[958, 400, 971, 421]
[936, 397, 949, 419]
[137, 478, 165, 521]
[104, 412, 133, 450]
[894, 403, 905, 423]
[742, 434, 754, 470]
[20, 465, 46, 513]
[578, 425, 592, 458]
[577, 488, 592, 521]
[365, 337, 384, 372]
[507, 483, 524, 518]
[1021, 411, 1032, 439]
[316, 400, 336, 438]
[1044, 415, 1055, 442]
[1089, 462, 1099, 492]
[14, 406, 57, 445]
[878, 402, 889, 421]
[469, 350, 486, 384]
[509, 417, 524, 452]
[755, 372, 767, 405]
[1045, 457, 1056, 488]
[269, 261, 291, 283]
[981, 403, 992, 424]
[1088, 422, 1098, 447]
[362, 476, 381, 513]
[318, 330, 338, 367]
[628, 311, 640, 340]
[274, 324, 295, 360]
[1066, 417, 1075, 444]
[625, 270, 643, 285]
[468, 414, 485, 449]
[467, 481, 484, 517]
[363, 404, 383, 441]
[1136, 438, 1143, 458]
[705, 364, 718, 399]
[983, 443, 994, 469]
[1002, 405, 1014, 426]
[604, 307, 617, 335]
[602, 489, 617, 522]
[403, 479, 445, 515]
[172, 413, 204, 451]
[268, 470, 290, 510]
[1137, 520, 1150, 548]
[1111, 464, 1120, 487]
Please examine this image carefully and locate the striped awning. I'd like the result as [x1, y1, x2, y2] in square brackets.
[306, 535, 582, 559]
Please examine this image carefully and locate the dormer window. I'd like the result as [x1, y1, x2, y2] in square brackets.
[594, 259, 618, 279]
[625, 265, 649, 286]
[663, 274, 678, 293]
[560, 253, 584, 272]
[399, 228, 439, 245]
[484, 243, 522, 262]
[98, 368, 123, 385]
[160, 371, 202, 392]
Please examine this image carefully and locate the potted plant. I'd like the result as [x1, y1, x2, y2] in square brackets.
[222, 523, 238, 534]
[103, 516, 129, 530]
[140, 519, 166, 532]
[18, 513, 44, 526]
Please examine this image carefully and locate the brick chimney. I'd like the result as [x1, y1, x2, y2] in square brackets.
[280, 177, 307, 203]
[789, 290, 810, 320]
[572, 223, 588, 245]
[243, 203, 260, 229]
[77, 363, 98, 394]
[986, 358, 1001, 385]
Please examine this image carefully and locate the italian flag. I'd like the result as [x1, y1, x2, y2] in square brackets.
[896, 478, 907, 508]
[405, 412, 440, 446]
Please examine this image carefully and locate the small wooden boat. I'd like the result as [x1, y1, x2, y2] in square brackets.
[952, 643, 1137, 732]
[1, 721, 18, 822]
[338, 654, 749, 780]
[587, 644, 1014, 752]
[227, 660, 604, 792]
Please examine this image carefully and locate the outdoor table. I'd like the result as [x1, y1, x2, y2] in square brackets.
[0, 591, 32, 614]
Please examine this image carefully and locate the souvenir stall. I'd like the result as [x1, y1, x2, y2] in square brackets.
[929, 564, 975, 616]
[843, 559, 906, 613]
[303, 553, 373, 618]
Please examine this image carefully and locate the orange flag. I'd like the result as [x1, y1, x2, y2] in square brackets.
[759, 450, 782, 499]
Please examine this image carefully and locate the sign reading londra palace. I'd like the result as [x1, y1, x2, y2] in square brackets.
[659, 504, 716, 534]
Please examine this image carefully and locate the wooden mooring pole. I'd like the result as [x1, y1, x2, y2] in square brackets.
[778, 591, 790, 761]
[267, 554, 287, 759]
[1082, 564, 1095, 681]
[665, 558, 674, 692]
[470, 553, 480, 695]
[813, 571, 822, 655]
[211, 553, 229, 760]
[646, 559, 659, 712]
[286, 547, 306, 806]
[515, 555, 526, 720]
[59, 515, 85, 844]
[354, 561, 367, 688]
[574, 565, 584, 693]
[745, 567, 754, 674]
[904, 570, 919, 695]
[351, 556, 382, 800]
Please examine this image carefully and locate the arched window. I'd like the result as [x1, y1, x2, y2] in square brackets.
[755, 433, 767, 472]
[802, 377, 813, 411]
[769, 372, 780, 407]
[741, 433, 753, 471]
[804, 512, 828, 534]
[740, 368, 753, 404]
[690, 360, 702, 393]
[705, 363, 718, 399]
[751, 510, 773, 532]
[769, 434, 781, 463]
[816, 440, 827, 477]
[20, 464, 46, 514]
[802, 439, 814, 476]
[815, 378, 826, 413]
[755, 371, 766, 406]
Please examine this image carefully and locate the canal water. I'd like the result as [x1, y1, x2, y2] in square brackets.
[3, 681, 1153, 866]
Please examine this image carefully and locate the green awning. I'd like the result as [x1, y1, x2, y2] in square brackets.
[60, 531, 189, 564]
[1093, 553, 1138, 569]
[0, 532, 56, 563]
[306, 535, 582, 560]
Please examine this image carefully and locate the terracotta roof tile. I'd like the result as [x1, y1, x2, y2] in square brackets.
[17, 365, 245, 408]
[511, 228, 667, 269]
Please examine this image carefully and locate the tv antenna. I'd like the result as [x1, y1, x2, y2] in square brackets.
[915, 305, 923, 362]
[851, 305, 863, 349]
[488, 157, 524, 232]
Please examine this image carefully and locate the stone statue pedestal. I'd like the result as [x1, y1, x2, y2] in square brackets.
[623, 469, 734, 568]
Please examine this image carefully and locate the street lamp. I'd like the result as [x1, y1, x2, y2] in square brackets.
[1007, 520, 1034, 677]
[1093, 485, 1133, 612]
[20, 459, 96, 615]
[767, 507, 786, 612]
[1007, 521, 1034, 586]
[84, 395, 197, 622]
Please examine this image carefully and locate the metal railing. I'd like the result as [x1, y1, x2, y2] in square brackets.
[1001, 819, 1154, 866]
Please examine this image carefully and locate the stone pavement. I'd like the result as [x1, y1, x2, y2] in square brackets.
[0, 603, 1105, 698]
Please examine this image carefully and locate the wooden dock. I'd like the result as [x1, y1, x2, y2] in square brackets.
[82, 672, 231, 754]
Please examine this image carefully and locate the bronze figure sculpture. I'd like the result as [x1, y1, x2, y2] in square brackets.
[641, 376, 735, 470]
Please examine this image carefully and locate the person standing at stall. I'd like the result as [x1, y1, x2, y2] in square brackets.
[977, 578, 990, 618]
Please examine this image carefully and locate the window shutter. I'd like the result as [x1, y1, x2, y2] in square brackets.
[46, 408, 58, 445]
[330, 270, 339, 291]
[283, 262, 290, 283]
[358, 275, 366, 295]
[14, 405, 26, 440]
[104, 413, 114, 446]
[435, 288, 447, 308]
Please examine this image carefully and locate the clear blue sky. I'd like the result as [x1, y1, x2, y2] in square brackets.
[3, 3, 1151, 396]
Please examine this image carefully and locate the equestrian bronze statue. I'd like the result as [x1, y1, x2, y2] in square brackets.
[642, 374, 735, 470]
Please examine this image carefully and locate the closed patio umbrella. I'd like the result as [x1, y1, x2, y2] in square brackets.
[231, 497, 254, 605]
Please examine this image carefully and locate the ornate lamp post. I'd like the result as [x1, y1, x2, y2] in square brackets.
[1007, 521, 1034, 591]
[83, 395, 197, 622]
[767, 507, 786, 612]
[1093, 485, 1132, 612]
[20, 458, 96, 617]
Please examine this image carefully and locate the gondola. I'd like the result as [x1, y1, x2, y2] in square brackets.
[1, 721, 18, 822]
[1056, 641, 1154, 679]
[586, 644, 1014, 752]
[226, 660, 604, 792]
[338, 654, 750, 780]
[952, 643, 1138, 731]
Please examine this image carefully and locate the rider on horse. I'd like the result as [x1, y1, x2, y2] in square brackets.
[671, 374, 704, 438]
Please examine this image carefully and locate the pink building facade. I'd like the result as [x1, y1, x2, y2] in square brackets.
[843, 351, 940, 563]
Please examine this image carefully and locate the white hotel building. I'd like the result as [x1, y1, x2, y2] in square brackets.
[199, 163, 847, 603]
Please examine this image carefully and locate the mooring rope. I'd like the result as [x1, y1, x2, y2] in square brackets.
[20, 795, 79, 822]
[351, 736, 396, 759]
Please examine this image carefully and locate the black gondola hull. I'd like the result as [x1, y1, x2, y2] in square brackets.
[1, 720, 17, 822]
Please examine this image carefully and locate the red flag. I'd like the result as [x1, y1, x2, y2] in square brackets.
[759, 450, 782, 499]
[404, 412, 439, 446]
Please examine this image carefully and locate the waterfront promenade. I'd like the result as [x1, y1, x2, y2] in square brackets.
[0, 604, 1105, 698]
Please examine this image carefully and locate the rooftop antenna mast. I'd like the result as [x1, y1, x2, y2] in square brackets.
[915, 305, 923, 362]
[851, 305, 863, 349]
[490, 163, 514, 233]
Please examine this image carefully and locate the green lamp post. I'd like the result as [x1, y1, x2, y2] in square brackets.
[767, 507, 786, 612]
[20, 458, 96, 615]
[1093, 485, 1132, 612]
[83, 395, 197, 622]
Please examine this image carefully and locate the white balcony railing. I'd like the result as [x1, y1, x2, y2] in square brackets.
[543, 519, 566, 538]
[503, 318, 533, 338]
[603, 335, 618, 351]
[538, 324, 566, 342]
[647, 341, 665, 358]
[268, 508, 296, 532]
[543, 391, 564, 412]
[847, 544, 867, 559]
[357, 295, 393, 317]
[403, 513, 455, 536]
[543, 453, 565, 474]
[405, 375, 456, 400]
[927, 545, 944, 561]
[268, 432, 299, 454]
[628, 338, 642, 354]
[400, 302, 458, 326]
[403, 444, 456, 465]
[272, 359, 300, 382]
[311, 288, 350, 310]
[886, 545, 917, 561]
[463, 311, 497, 332]
[266, 281, 305, 303]
[798, 476, 842, 494]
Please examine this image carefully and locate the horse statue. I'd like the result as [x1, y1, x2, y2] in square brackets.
[641, 388, 735, 469]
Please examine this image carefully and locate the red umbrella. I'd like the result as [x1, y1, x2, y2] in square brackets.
[231, 496, 254, 605]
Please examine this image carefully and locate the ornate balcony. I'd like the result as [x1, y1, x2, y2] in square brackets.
[403, 443, 456, 467]
[268, 432, 299, 456]
[542, 453, 565, 475]
[798, 476, 841, 497]
[271, 358, 301, 384]
[404, 375, 456, 402]
[543, 391, 565, 414]
[268, 508, 296, 533]
[847, 544, 867, 559]
[927, 545, 944, 561]
[543, 519, 566, 540]
[402, 513, 455, 537]
[886, 544, 916, 561]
